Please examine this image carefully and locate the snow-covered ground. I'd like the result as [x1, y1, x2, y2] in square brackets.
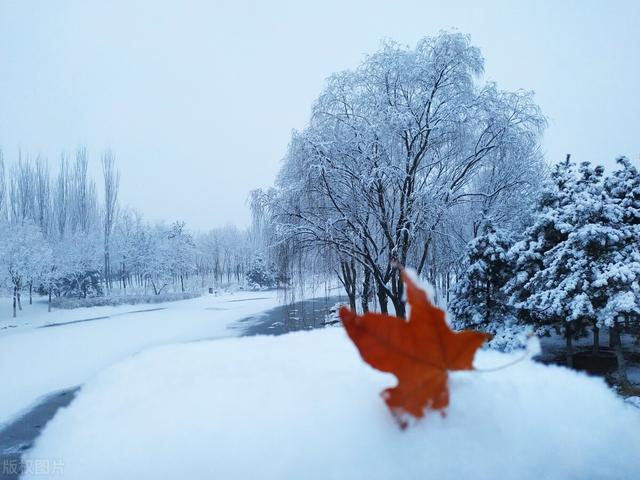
[0, 291, 284, 428]
[23, 328, 640, 480]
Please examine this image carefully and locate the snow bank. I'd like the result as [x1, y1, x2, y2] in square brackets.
[0, 291, 280, 427]
[24, 329, 640, 480]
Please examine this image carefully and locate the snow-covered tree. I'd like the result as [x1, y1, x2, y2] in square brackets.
[0, 220, 50, 317]
[261, 31, 545, 316]
[101, 150, 120, 293]
[246, 256, 276, 289]
[54, 230, 103, 298]
[606, 157, 640, 226]
[0, 149, 258, 306]
[450, 225, 515, 332]
[167, 221, 196, 292]
[110, 208, 140, 293]
[194, 225, 251, 287]
[517, 162, 606, 357]
[0, 151, 7, 222]
[505, 157, 580, 358]
[69, 148, 99, 234]
[508, 157, 640, 379]
[599, 157, 640, 386]
[141, 225, 173, 295]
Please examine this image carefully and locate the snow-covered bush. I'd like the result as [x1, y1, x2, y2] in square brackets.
[50, 292, 201, 309]
[322, 301, 345, 327]
[56, 269, 103, 298]
[485, 323, 534, 352]
[51, 231, 104, 298]
[246, 257, 277, 289]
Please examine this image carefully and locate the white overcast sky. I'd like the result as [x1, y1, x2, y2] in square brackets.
[0, 0, 638, 230]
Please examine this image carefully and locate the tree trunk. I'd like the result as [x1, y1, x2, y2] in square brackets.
[180, 275, 185, 293]
[565, 323, 574, 368]
[445, 271, 451, 304]
[348, 292, 356, 311]
[592, 324, 600, 356]
[48, 288, 52, 313]
[17, 289, 22, 311]
[430, 266, 438, 305]
[361, 268, 371, 314]
[609, 326, 615, 348]
[12, 286, 17, 318]
[389, 270, 406, 319]
[376, 283, 388, 314]
[339, 260, 357, 312]
[392, 296, 406, 319]
[484, 280, 491, 325]
[104, 250, 110, 295]
[29, 282, 33, 305]
[610, 324, 630, 388]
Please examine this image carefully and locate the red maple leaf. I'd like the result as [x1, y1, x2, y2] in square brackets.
[340, 270, 490, 427]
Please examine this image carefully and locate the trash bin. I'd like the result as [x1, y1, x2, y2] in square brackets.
[208, 287, 214, 294]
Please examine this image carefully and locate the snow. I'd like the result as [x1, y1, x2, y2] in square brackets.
[23, 328, 640, 480]
[0, 291, 282, 428]
[0, 295, 201, 333]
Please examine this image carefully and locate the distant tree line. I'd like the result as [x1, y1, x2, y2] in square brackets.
[0, 149, 257, 317]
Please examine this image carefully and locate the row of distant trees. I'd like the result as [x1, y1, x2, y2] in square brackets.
[451, 157, 640, 387]
[0, 149, 257, 317]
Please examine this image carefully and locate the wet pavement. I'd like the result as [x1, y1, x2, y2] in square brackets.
[0, 389, 79, 479]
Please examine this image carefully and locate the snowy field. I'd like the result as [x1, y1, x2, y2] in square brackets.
[22, 328, 640, 480]
[0, 291, 284, 428]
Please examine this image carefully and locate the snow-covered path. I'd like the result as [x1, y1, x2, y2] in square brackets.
[0, 292, 282, 429]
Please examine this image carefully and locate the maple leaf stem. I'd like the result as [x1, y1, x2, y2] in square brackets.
[474, 352, 529, 373]
[475, 335, 540, 373]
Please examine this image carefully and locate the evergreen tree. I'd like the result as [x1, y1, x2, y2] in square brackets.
[450, 225, 515, 333]
[246, 256, 276, 289]
[504, 156, 581, 364]
[605, 157, 640, 226]
[509, 157, 640, 383]
[599, 157, 640, 387]
[521, 162, 607, 362]
[505, 157, 577, 320]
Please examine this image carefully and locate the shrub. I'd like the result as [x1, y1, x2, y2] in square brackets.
[50, 292, 201, 309]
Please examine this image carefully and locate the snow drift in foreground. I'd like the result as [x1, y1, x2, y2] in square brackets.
[25, 329, 640, 480]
